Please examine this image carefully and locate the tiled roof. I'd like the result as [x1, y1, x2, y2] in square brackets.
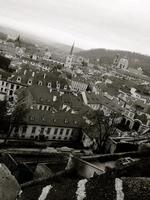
[9, 65, 69, 89]
[24, 110, 83, 128]
[28, 86, 61, 106]
[71, 76, 89, 84]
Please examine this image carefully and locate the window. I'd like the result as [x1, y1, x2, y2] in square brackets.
[59, 129, 63, 135]
[58, 136, 61, 140]
[38, 81, 42, 86]
[30, 136, 34, 139]
[11, 84, 14, 89]
[31, 127, 36, 134]
[47, 128, 51, 134]
[54, 128, 58, 135]
[66, 129, 70, 135]
[22, 126, 27, 133]
[9, 90, 13, 95]
[39, 105, 42, 110]
[57, 83, 60, 89]
[30, 116, 34, 120]
[64, 85, 67, 90]
[64, 119, 68, 124]
[47, 82, 51, 88]
[64, 137, 68, 140]
[28, 79, 32, 85]
[16, 85, 20, 89]
[40, 127, 44, 134]
[53, 136, 56, 139]
[17, 77, 21, 83]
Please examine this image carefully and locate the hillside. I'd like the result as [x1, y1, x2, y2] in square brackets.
[76, 48, 150, 75]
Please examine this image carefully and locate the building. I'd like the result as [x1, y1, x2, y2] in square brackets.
[0, 78, 25, 101]
[71, 77, 89, 92]
[112, 54, 119, 68]
[65, 42, 74, 69]
[11, 110, 83, 142]
[117, 57, 128, 70]
[8, 66, 70, 92]
[16, 85, 62, 112]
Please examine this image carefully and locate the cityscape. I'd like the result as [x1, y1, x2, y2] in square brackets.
[0, 0, 150, 200]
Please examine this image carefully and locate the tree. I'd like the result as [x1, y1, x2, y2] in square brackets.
[82, 110, 121, 153]
[0, 100, 9, 133]
[3, 105, 29, 145]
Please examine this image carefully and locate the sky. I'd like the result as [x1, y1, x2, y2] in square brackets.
[0, 0, 150, 54]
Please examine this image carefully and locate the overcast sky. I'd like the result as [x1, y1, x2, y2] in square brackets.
[0, 0, 150, 54]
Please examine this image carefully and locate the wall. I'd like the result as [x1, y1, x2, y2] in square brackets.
[72, 156, 104, 178]
[0, 163, 21, 200]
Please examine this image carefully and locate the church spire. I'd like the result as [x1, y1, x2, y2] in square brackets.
[70, 41, 75, 55]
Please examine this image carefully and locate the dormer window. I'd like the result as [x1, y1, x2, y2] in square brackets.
[28, 79, 32, 85]
[64, 85, 67, 90]
[47, 82, 51, 88]
[64, 119, 68, 124]
[30, 116, 34, 120]
[42, 117, 45, 121]
[17, 77, 21, 83]
[38, 81, 42, 86]
[56, 83, 60, 90]
[39, 97, 43, 102]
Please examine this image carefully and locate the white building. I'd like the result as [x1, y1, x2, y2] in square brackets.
[11, 110, 82, 142]
[117, 57, 128, 70]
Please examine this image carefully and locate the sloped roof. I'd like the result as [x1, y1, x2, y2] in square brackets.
[9, 66, 69, 89]
[24, 110, 83, 128]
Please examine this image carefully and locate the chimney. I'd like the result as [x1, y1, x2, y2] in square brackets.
[32, 72, 35, 77]
[53, 96, 57, 102]
[24, 70, 27, 75]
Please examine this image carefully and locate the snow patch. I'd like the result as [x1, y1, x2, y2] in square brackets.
[38, 185, 52, 200]
[76, 179, 87, 200]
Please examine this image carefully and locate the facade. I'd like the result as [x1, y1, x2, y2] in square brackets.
[117, 57, 128, 70]
[71, 77, 89, 92]
[11, 110, 82, 142]
[0, 79, 25, 101]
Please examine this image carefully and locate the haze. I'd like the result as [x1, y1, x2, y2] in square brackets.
[0, 0, 150, 54]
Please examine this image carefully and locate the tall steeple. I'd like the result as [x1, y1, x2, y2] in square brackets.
[15, 35, 21, 47]
[65, 41, 75, 69]
[70, 42, 75, 55]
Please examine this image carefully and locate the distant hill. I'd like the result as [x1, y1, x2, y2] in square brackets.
[76, 48, 150, 75]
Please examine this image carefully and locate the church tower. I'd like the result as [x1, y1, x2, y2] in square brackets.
[112, 54, 119, 68]
[15, 35, 21, 47]
[65, 42, 74, 69]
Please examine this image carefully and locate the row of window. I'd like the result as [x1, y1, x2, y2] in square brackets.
[16, 76, 68, 89]
[20, 135, 70, 140]
[20, 126, 71, 136]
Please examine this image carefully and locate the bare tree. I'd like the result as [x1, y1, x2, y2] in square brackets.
[83, 110, 120, 153]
